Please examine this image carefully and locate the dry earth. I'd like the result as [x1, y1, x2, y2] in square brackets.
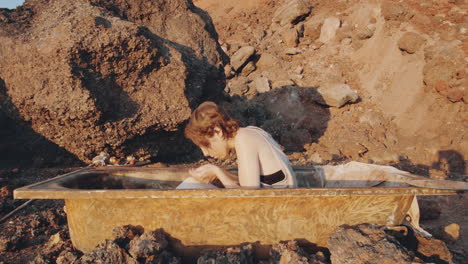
[0, 0, 467, 263]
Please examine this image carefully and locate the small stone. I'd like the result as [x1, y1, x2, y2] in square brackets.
[435, 80, 450, 94]
[270, 241, 313, 264]
[254, 77, 270, 93]
[316, 83, 359, 107]
[341, 38, 352, 45]
[288, 74, 303, 82]
[280, 28, 299, 47]
[0, 186, 11, 199]
[319, 17, 341, 43]
[381, 1, 414, 21]
[272, 80, 295, 89]
[228, 76, 250, 96]
[230, 46, 255, 71]
[56, 251, 79, 264]
[311, 40, 324, 50]
[0, 238, 9, 253]
[256, 53, 281, 71]
[335, 24, 353, 41]
[309, 153, 323, 164]
[272, 0, 311, 26]
[254, 29, 266, 41]
[47, 233, 63, 247]
[446, 88, 464, 102]
[293, 66, 303, 74]
[240, 61, 256, 76]
[146, 162, 168, 168]
[398, 32, 426, 54]
[356, 26, 375, 40]
[303, 20, 322, 40]
[444, 223, 460, 240]
[109, 156, 119, 165]
[224, 64, 235, 79]
[29, 255, 51, 264]
[285, 47, 301, 55]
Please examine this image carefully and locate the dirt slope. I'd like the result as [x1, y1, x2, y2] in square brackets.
[195, 0, 467, 177]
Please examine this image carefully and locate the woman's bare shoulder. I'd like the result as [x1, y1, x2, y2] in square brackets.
[235, 127, 264, 145]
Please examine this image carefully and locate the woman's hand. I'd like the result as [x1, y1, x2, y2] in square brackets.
[189, 164, 220, 184]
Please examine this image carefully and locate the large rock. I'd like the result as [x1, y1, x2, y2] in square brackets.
[128, 230, 168, 259]
[328, 224, 414, 264]
[316, 83, 358, 108]
[0, 0, 226, 162]
[272, 0, 311, 26]
[197, 244, 255, 264]
[270, 241, 327, 264]
[78, 240, 138, 264]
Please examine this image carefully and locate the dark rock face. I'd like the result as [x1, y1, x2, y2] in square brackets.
[128, 230, 168, 259]
[328, 224, 414, 264]
[0, 0, 225, 162]
[328, 224, 453, 264]
[197, 244, 256, 264]
[78, 240, 138, 264]
[76, 226, 180, 264]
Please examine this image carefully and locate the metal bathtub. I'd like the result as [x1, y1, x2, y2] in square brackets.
[14, 165, 466, 253]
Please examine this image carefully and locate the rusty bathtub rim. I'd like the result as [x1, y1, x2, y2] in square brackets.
[14, 166, 464, 200]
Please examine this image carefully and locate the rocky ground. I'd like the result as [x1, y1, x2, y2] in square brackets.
[0, 0, 467, 263]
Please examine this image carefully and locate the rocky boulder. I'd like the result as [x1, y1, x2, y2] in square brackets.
[315, 83, 358, 108]
[328, 224, 453, 264]
[398, 32, 426, 54]
[0, 0, 226, 162]
[272, 0, 312, 27]
[328, 224, 414, 264]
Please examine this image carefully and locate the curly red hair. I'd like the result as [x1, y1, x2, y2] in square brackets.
[184, 101, 240, 148]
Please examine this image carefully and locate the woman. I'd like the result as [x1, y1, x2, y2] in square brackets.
[180, 101, 297, 189]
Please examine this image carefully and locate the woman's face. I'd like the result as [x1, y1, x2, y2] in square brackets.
[199, 130, 230, 159]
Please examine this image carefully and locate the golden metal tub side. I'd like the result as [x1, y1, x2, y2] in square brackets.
[13, 166, 466, 253]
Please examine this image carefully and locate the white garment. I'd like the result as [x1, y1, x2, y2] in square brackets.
[236, 126, 297, 188]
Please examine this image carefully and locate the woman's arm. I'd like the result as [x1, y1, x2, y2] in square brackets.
[189, 164, 239, 188]
[235, 131, 261, 188]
